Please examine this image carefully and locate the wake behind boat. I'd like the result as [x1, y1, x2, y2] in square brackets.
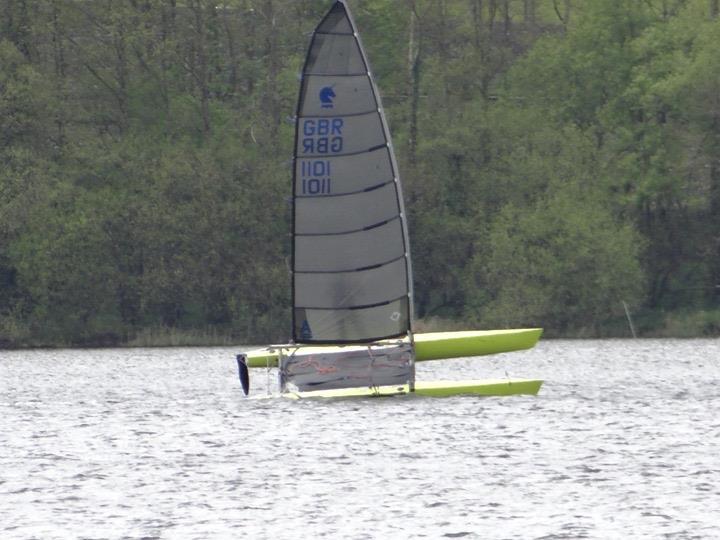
[237, 0, 543, 399]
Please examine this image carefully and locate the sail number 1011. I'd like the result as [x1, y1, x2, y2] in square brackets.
[300, 160, 332, 195]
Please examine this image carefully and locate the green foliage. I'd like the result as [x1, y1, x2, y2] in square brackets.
[654, 309, 720, 337]
[475, 184, 644, 333]
[1, 0, 719, 347]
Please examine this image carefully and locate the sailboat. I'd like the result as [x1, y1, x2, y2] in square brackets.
[237, 0, 543, 398]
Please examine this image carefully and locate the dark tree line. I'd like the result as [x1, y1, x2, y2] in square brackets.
[2, 0, 719, 347]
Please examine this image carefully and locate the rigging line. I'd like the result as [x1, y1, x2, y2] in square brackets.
[278, 346, 301, 394]
[367, 344, 377, 389]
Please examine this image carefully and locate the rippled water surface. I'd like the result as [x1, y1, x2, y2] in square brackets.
[2, 340, 720, 539]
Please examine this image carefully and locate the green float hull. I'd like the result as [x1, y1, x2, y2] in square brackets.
[243, 328, 543, 368]
[278, 378, 543, 399]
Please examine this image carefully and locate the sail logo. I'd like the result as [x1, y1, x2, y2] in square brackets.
[300, 320, 313, 340]
[319, 86, 336, 108]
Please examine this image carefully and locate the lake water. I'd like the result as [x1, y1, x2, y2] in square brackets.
[1, 339, 719, 539]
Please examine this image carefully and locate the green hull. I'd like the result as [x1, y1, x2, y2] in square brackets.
[280, 379, 543, 399]
[243, 328, 542, 368]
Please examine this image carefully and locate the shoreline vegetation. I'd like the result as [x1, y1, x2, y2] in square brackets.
[2, 310, 719, 350]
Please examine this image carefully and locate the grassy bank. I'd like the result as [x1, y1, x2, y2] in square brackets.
[414, 310, 720, 340]
[0, 325, 244, 349]
[2, 309, 719, 349]
[124, 327, 240, 348]
[635, 309, 720, 338]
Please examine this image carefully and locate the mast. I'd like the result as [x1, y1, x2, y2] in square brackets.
[291, 1, 414, 344]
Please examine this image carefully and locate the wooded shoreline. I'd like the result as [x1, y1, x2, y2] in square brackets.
[2, 309, 719, 350]
[2, 1, 720, 348]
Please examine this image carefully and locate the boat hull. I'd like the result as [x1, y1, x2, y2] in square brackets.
[279, 378, 543, 399]
[243, 328, 542, 368]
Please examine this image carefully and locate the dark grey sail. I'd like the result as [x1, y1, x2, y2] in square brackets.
[292, 0, 413, 344]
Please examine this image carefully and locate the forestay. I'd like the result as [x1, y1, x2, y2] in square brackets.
[292, 0, 413, 344]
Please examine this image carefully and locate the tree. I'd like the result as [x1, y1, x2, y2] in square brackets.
[473, 184, 644, 333]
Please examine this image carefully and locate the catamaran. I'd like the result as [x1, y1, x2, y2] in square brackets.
[237, 0, 543, 398]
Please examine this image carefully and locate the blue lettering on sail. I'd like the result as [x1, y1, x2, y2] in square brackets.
[300, 160, 332, 195]
[301, 118, 343, 154]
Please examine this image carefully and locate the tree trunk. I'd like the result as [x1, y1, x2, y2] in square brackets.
[190, 0, 211, 135]
[523, 0, 536, 28]
[113, 10, 130, 134]
[436, 0, 450, 109]
[262, 0, 280, 142]
[50, 2, 67, 151]
[158, 0, 177, 118]
[502, 0, 511, 39]
[488, 0, 497, 30]
[553, 0, 571, 28]
[470, 0, 483, 48]
[407, 6, 421, 169]
[221, 4, 239, 98]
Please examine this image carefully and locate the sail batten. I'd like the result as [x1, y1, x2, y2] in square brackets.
[296, 254, 406, 275]
[298, 295, 408, 312]
[304, 72, 368, 77]
[298, 109, 379, 119]
[292, 0, 412, 344]
[296, 180, 392, 199]
[295, 146, 389, 160]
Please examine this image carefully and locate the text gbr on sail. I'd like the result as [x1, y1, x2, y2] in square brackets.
[302, 118, 343, 154]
